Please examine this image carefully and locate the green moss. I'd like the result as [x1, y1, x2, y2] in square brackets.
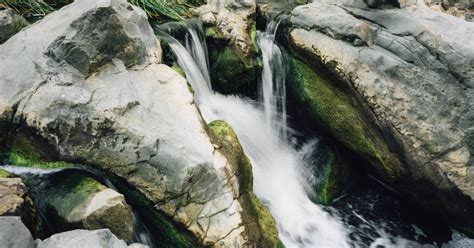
[6, 134, 73, 169]
[250, 22, 258, 52]
[288, 57, 400, 181]
[48, 174, 103, 219]
[171, 63, 185, 77]
[208, 120, 283, 247]
[0, 168, 12, 178]
[210, 45, 259, 94]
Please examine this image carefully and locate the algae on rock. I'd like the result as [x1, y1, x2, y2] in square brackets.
[287, 57, 403, 182]
[38, 172, 134, 241]
[208, 120, 283, 248]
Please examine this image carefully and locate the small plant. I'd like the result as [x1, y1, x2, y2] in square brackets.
[2, 0, 55, 16]
[128, 0, 204, 20]
[2, 0, 205, 20]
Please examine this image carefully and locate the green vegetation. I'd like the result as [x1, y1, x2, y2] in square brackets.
[128, 0, 204, 21]
[210, 46, 260, 93]
[0, 168, 12, 178]
[46, 174, 103, 220]
[208, 120, 283, 247]
[288, 57, 401, 181]
[2, 0, 55, 16]
[3, 0, 204, 21]
[3, 133, 73, 169]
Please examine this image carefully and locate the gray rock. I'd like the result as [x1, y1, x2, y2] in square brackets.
[0, 9, 29, 44]
[195, 0, 260, 93]
[36, 229, 147, 248]
[424, 0, 474, 21]
[290, 0, 474, 234]
[0, 0, 277, 246]
[0, 216, 35, 248]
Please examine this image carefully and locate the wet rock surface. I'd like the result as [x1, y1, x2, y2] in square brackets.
[289, 0, 474, 235]
[0, 0, 279, 246]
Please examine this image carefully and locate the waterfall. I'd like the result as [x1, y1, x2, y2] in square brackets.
[160, 20, 351, 247]
[257, 19, 288, 141]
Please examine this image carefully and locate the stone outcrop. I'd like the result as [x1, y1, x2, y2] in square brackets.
[288, 0, 474, 235]
[0, 170, 37, 234]
[0, 0, 279, 246]
[195, 0, 260, 93]
[0, 8, 29, 44]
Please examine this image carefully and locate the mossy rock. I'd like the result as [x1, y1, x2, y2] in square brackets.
[287, 57, 402, 182]
[306, 143, 352, 205]
[208, 120, 283, 248]
[34, 171, 134, 241]
[209, 46, 260, 94]
[0, 168, 12, 178]
[206, 23, 261, 94]
[3, 132, 73, 169]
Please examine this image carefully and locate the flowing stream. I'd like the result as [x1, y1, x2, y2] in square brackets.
[161, 19, 351, 248]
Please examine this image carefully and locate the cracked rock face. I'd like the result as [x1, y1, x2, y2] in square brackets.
[290, 0, 474, 234]
[0, 0, 275, 246]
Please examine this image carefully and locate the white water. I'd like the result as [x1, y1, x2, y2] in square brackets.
[163, 21, 350, 247]
[1, 165, 64, 175]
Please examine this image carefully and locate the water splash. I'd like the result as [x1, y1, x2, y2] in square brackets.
[159, 20, 351, 248]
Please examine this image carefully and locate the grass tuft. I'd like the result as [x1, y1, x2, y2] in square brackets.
[2, 0, 205, 21]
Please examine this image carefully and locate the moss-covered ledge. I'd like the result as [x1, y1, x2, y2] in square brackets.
[208, 120, 283, 248]
[1, 132, 73, 169]
[287, 56, 404, 182]
[206, 21, 261, 95]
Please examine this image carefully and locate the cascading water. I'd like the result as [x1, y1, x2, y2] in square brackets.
[160, 20, 351, 247]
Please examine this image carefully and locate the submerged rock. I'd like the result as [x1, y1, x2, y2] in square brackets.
[196, 0, 261, 93]
[0, 9, 29, 44]
[0, 0, 279, 246]
[289, 0, 474, 235]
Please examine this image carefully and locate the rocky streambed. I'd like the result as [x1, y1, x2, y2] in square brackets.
[0, 0, 473, 247]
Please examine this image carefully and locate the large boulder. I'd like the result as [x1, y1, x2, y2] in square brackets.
[195, 0, 261, 93]
[0, 170, 37, 234]
[289, 0, 474, 235]
[0, 0, 279, 246]
[0, 8, 29, 44]
[0, 216, 36, 248]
